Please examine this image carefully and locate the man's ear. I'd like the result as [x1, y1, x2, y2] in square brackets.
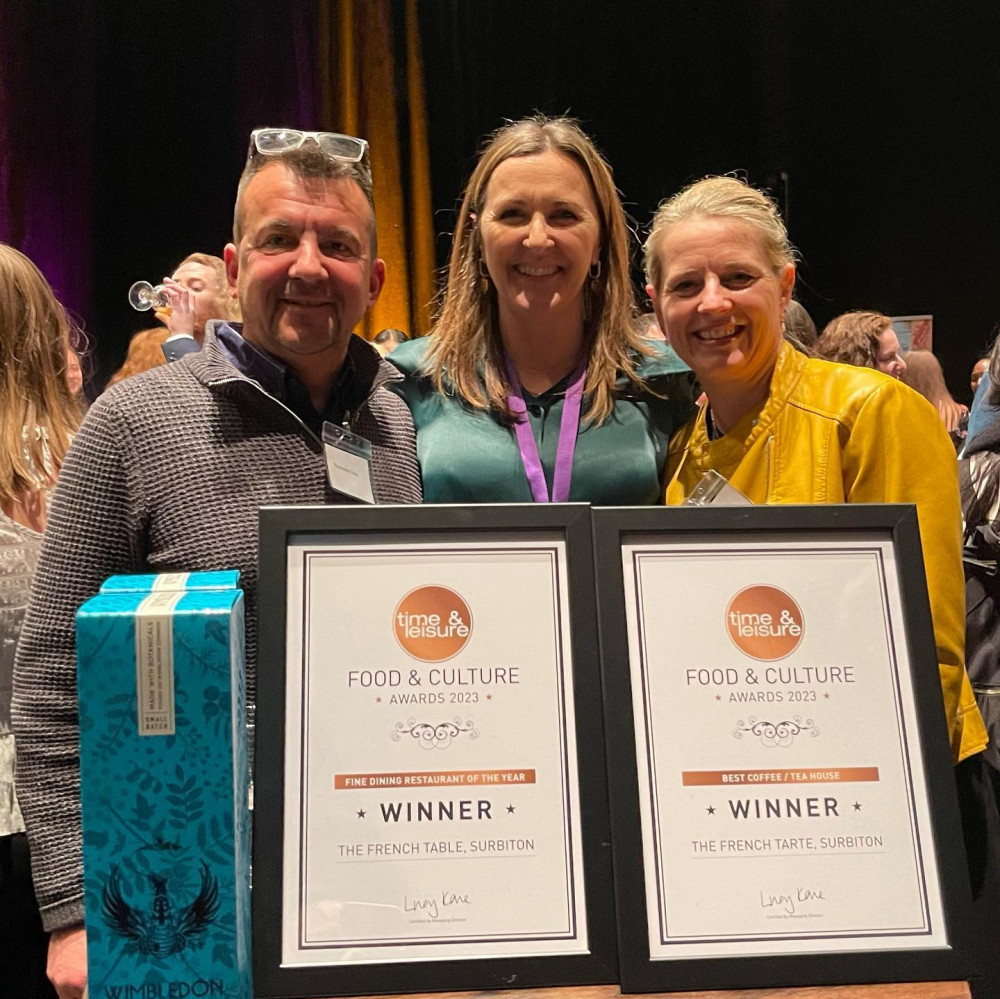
[224, 243, 239, 291]
[369, 258, 386, 308]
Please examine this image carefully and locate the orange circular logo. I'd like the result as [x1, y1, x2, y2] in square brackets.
[393, 586, 473, 662]
[726, 585, 804, 661]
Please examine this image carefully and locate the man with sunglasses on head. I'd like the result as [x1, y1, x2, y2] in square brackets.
[11, 128, 421, 998]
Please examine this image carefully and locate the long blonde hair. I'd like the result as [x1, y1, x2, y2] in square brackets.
[0, 243, 81, 507]
[425, 115, 648, 425]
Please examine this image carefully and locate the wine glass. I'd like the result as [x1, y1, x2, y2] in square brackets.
[127, 280, 169, 312]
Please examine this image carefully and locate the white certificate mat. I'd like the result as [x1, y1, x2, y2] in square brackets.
[621, 534, 945, 960]
[281, 536, 588, 966]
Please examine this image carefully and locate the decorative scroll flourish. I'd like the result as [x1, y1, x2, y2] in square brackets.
[733, 715, 819, 748]
[390, 717, 479, 750]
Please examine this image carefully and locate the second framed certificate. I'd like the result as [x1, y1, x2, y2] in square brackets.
[594, 505, 976, 992]
[253, 504, 616, 997]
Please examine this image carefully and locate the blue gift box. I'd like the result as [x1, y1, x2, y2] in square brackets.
[100, 570, 241, 593]
[77, 585, 251, 998]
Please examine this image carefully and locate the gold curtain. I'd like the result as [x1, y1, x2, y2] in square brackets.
[318, 0, 435, 341]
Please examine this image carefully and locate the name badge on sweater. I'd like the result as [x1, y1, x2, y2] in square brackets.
[322, 421, 375, 504]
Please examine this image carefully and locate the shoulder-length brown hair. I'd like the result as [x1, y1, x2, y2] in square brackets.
[0, 243, 81, 506]
[423, 115, 648, 425]
[900, 349, 949, 404]
[815, 310, 891, 369]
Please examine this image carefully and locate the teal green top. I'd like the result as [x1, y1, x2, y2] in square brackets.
[387, 338, 694, 504]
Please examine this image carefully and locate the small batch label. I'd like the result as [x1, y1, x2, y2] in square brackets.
[134, 591, 184, 735]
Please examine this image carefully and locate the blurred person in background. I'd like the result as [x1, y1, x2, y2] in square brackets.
[64, 348, 83, 405]
[105, 327, 169, 387]
[372, 327, 409, 357]
[0, 243, 80, 998]
[66, 327, 92, 417]
[967, 338, 1000, 450]
[958, 334, 1000, 999]
[971, 355, 990, 399]
[902, 348, 968, 450]
[815, 309, 906, 379]
[157, 252, 241, 357]
[389, 115, 693, 503]
[961, 337, 1000, 757]
[783, 298, 817, 350]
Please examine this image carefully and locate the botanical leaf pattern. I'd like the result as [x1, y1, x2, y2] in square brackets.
[77, 589, 250, 992]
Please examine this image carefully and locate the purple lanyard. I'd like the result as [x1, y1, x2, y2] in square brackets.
[504, 355, 587, 503]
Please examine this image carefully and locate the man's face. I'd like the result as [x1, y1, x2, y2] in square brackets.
[225, 163, 384, 369]
[171, 261, 228, 336]
[972, 358, 989, 397]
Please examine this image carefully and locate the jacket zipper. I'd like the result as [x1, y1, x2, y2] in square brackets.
[765, 435, 775, 501]
[208, 370, 393, 446]
[209, 376, 324, 447]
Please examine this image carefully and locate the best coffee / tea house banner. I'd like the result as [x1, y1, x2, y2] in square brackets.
[594, 504, 976, 993]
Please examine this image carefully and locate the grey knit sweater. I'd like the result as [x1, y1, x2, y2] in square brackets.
[11, 329, 421, 931]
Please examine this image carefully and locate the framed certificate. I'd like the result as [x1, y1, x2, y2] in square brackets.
[253, 504, 616, 997]
[593, 505, 977, 991]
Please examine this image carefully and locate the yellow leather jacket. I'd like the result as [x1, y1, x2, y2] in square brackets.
[665, 342, 987, 763]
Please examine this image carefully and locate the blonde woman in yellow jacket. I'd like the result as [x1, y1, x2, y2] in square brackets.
[644, 176, 985, 765]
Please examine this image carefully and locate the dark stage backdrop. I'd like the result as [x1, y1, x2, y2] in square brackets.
[4, 0, 999, 397]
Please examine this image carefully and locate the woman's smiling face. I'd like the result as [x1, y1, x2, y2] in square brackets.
[648, 216, 794, 391]
[479, 149, 601, 325]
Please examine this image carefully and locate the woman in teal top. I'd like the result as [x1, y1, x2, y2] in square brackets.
[389, 115, 693, 503]
[390, 336, 690, 503]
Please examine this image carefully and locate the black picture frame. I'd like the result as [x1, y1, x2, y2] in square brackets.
[593, 504, 978, 992]
[253, 504, 617, 997]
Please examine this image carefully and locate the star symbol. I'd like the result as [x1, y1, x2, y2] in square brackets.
[853, 802, 862, 812]
[506, 804, 515, 814]
[824, 692, 830, 699]
[486, 694, 493, 701]
[715, 694, 721, 701]
[375, 696, 382, 703]
[357, 808, 367, 819]
[706, 805, 716, 815]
